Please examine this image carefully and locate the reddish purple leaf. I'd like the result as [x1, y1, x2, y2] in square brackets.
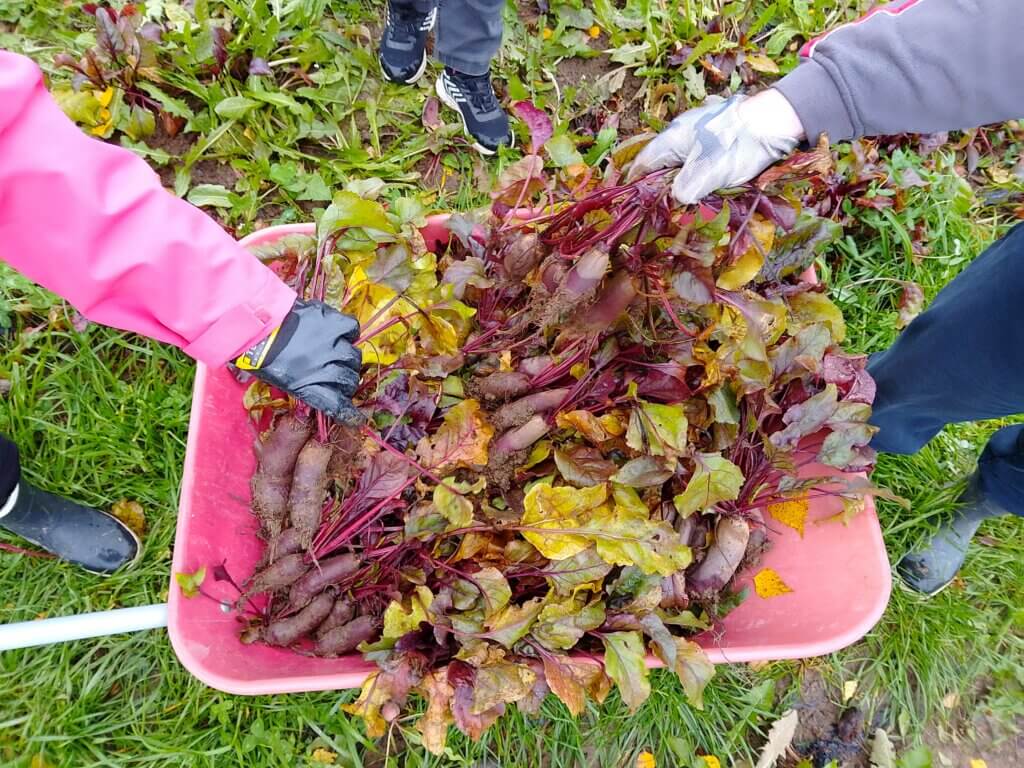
[422, 96, 442, 131]
[896, 281, 925, 329]
[248, 57, 272, 76]
[512, 100, 553, 155]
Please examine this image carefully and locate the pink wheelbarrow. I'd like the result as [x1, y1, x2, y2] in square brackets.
[0, 221, 892, 697]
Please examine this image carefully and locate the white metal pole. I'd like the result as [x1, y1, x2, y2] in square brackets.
[0, 604, 168, 651]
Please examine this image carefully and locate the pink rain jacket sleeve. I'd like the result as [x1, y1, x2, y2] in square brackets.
[0, 50, 297, 366]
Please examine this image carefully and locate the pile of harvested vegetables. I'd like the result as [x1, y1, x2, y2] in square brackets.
[227, 137, 893, 752]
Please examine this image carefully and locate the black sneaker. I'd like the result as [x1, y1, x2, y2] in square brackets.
[896, 473, 1006, 596]
[0, 483, 140, 574]
[379, 1, 436, 85]
[435, 68, 514, 156]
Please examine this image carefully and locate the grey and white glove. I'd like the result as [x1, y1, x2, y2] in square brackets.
[629, 92, 804, 204]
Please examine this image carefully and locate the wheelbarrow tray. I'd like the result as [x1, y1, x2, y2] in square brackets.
[168, 223, 891, 696]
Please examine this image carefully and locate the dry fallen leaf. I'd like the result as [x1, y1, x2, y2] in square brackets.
[754, 568, 793, 598]
[941, 692, 959, 709]
[869, 728, 896, 768]
[111, 499, 146, 537]
[755, 709, 799, 768]
[842, 679, 859, 703]
[310, 747, 337, 764]
[896, 281, 925, 329]
[768, 494, 808, 537]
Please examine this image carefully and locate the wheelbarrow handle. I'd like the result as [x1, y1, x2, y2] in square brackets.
[0, 603, 168, 651]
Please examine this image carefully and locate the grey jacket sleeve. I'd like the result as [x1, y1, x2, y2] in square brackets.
[773, 0, 1023, 143]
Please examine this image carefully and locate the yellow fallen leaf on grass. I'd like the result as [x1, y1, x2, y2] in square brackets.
[636, 751, 655, 768]
[311, 747, 337, 764]
[111, 499, 146, 537]
[843, 679, 858, 703]
[767, 494, 808, 537]
[754, 568, 793, 598]
[700, 756, 721, 768]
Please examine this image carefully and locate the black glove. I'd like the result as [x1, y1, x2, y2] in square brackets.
[236, 299, 363, 422]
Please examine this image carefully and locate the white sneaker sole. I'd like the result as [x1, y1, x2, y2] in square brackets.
[434, 75, 514, 157]
[380, 49, 428, 86]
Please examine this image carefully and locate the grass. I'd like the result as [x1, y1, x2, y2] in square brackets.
[1, 1, 1023, 766]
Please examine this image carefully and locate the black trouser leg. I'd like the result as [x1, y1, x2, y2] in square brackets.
[868, 223, 1024, 515]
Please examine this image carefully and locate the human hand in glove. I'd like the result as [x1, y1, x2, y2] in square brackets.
[236, 299, 363, 423]
[629, 90, 806, 204]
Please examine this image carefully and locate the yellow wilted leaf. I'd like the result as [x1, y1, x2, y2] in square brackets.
[417, 399, 494, 471]
[717, 216, 774, 290]
[767, 493, 809, 537]
[499, 350, 513, 371]
[96, 86, 115, 108]
[636, 751, 656, 768]
[521, 483, 609, 559]
[700, 756, 721, 768]
[556, 410, 624, 443]
[310, 747, 337, 764]
[111, 499, 146, 537]
[754, 568, 793, 598]
[970, 760, 988, 768]
[383, 585, 435, 639]
[843, 679, 859, 703]
[745, 52, 780, 73]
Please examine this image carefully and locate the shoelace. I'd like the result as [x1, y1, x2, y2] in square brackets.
[454, 73, 500, 113]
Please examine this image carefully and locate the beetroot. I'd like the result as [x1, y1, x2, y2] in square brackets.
[288, 439, 334, 548]
[287, 553, 360, 609]
[263, 591, 335, 646]
[316, 598, 356, 639]
[314, 615, 378, 657]
[251, 414, 312, 538]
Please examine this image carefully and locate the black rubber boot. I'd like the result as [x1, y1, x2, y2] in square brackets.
[435, 67, 513, 155]
[896, 474, 1006, 596]
[0, 483, 139, 574]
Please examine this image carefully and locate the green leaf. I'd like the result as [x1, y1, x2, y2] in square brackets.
[452, 566, 511, 618]
[817, 401, 878, 469]
[484, 597, 546, 648]
[546, 134, 585, 168]
[683, 32, 726, 67]
[644, 614, 715, 709]
[707, 385, 740, 425]
[318, 190, 395, 240]
[471, 662, 537, 715]
[590, 504, 692, 576]
[122, 104, 156, 141]
[433, 477, 484, 530]
[788, 291, 847, 343]
[383, 585, 434, 639]
[532, 595, 606, 650]
[602, 631, 651, 713]
[610, 456, 675, 488]
[770, 323, 832, 377]
[186, 184, 233, 208]
[214, 96, 259, 119]
[673, 454, 744, 517]
[546, 548, 613, 594]
[626, 400, 689, 457]
[175, 566, 206, 598]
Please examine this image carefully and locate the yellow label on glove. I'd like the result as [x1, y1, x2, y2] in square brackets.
[235, 326, 279, 371]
